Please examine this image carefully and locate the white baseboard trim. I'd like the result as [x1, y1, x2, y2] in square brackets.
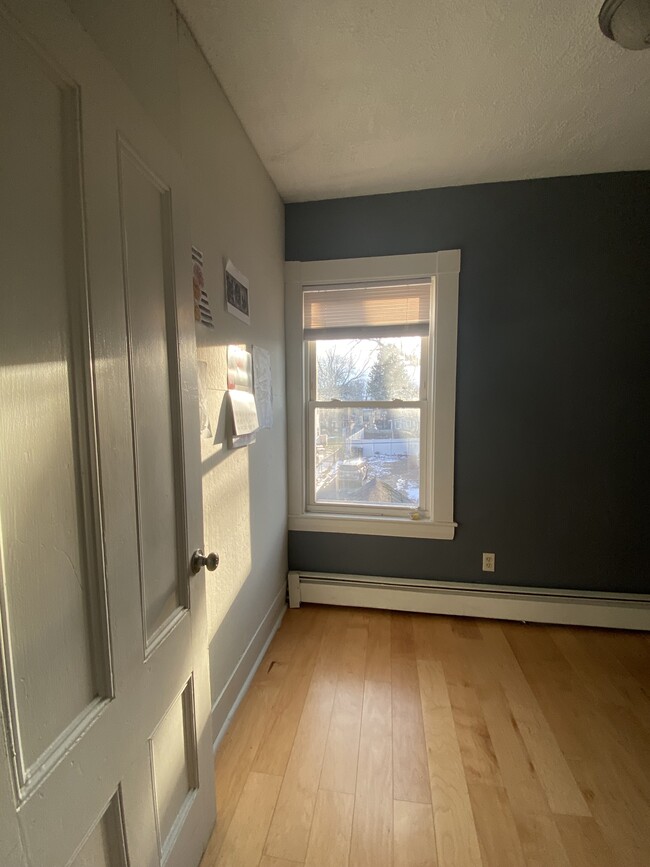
[211, 586, 287, 752]
[288, 571, 650, 631]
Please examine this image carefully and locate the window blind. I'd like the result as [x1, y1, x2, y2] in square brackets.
[303, 280, 431, 340]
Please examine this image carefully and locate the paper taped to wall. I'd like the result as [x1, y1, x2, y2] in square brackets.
[197, 360, 213, 439]
[228, 389, 259, 435]
[253, 345, 273, 429]
[227, 344, 253, 390]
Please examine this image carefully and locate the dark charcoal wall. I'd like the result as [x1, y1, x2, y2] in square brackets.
[285, 173, 650, 594]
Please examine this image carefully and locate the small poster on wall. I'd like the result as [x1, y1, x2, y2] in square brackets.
[225, 259, 250, 325]
[192, 247, 214, 327]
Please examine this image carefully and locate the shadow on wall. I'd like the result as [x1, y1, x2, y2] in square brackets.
[196, 338, 287, 732]
[199, 348, 252, 637]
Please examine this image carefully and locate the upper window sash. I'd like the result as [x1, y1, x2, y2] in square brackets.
[303, 279, 431, 341]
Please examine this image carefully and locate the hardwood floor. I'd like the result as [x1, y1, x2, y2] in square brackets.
[199, 605, 650, 867]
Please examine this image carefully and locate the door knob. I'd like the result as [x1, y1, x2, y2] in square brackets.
[191, 549, 220, 574]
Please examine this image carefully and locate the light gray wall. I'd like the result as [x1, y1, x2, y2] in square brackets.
[67, 0, 288, 738]
[178, 20, 287, 734]
[68, 0, 181, 150]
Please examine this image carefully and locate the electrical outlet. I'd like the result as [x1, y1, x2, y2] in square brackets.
[482, 552, 495, 572]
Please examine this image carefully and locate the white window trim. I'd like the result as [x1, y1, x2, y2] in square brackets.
[285, 250, 460, 540]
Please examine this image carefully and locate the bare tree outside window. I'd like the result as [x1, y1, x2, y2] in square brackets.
[316, 340, 370, 400]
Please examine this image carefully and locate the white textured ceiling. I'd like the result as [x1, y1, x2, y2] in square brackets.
[176, 0, 650, 202]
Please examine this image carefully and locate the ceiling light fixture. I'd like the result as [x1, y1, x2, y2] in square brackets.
[599, 0, 650, 49]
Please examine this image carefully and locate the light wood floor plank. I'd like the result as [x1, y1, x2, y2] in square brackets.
[391, 657, 431, 804]
[479, 622, 590, 817]
[457, 629, 572, 867]
[205, 682, 280, 861]
[412, 613, 450, 663]
[522, 626, 650, 790]
[349, 680, 393, 867]
[417, 658, 483, 867]
[554, 815, 617, 867]
[305, 789, 354, 867]
[568, 757, 650, 865]
[553, 626, 650, 738]
[364, 611, 391, 683]
[517, 669, 648, 858]
[451, 617, 483, 640]
[588, 628, 650, 689]
[264, 611, 348, 863]
[390, 614, 430, 804]
[258, 856, 303, 867]
[522, 671, 650, 864]
[468, 783, 525, 867]
[211, 772, 282, 867]
[319, 675, 364, 796]
[505, 694, 589, 817]
[390, 612, 416, 660]
[320, 622, 368, 794]
[253, 620, 301, 689]
[504, 625, 650, 862]
[448, 682, 502, 789]
[253, 614, 326, 777]
[413, 614, 477, 695]
[513, 812, 571, 867]
[393, 800, 437, 867]
[476, 681, 551, 815]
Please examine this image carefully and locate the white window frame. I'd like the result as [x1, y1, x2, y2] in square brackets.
[285, 250, 460, 540]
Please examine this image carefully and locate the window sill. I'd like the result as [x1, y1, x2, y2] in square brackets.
[288, 513, 456, 540]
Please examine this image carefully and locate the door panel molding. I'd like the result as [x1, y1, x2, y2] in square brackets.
[149, 676, 199, 863]
[67, 786, 129, 867]
[116, 135, 190, 659]
[0, 8, 113, 805]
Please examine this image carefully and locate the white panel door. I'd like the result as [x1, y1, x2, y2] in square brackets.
[0, 2, 216, 866]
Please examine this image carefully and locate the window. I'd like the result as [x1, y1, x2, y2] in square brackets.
[307, 282, 428, 514]
[286, 251, 460, 540]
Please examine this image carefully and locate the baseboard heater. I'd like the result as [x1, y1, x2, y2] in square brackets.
[288, 570, 650, 631]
